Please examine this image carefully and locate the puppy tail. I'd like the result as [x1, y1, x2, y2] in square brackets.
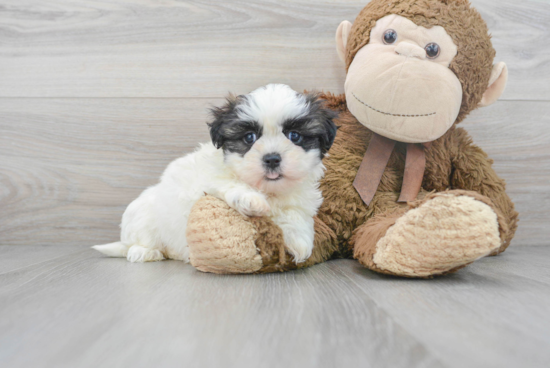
[92, 242, 129, 258]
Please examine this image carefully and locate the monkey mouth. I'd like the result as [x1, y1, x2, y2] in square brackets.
[352, 92, 436, 118]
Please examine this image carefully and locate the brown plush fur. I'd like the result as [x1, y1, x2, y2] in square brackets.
[346, 0, 495, 124]
[353, 189, 504, 277]
[351, 207, 409, 275]
[318, 93, 517, 256]
[350, 196, 476, 279]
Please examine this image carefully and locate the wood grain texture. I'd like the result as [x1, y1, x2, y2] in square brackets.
[0, 0, 548, 99]
[1, 245, 549, 368]
[0, 245, 83, 273]
[332, 246, 550, 368]
[0, 98, 217, 246]
[0, 0, 548, 246]
[462, 101, 550, 246]
[1, 98, 548, 247]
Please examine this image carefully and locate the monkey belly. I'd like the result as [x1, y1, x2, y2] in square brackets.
[317, 114, 405, 256]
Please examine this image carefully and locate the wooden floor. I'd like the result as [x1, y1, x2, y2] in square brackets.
[1, 1, 550, 367]
[1, 245, 549, 368]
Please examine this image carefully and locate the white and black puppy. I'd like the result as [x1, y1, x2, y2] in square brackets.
[93, 84, 338, 264]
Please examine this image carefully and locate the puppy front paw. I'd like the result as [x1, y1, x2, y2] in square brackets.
[272, 215, 315, 264]
[285, 236, 314, 264]
[231, 192, 271, 217]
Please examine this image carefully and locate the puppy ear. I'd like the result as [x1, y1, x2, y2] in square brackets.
[305, 92, 339, 155]
[318, 108, 339, 155]
[207, 94, 239, 149]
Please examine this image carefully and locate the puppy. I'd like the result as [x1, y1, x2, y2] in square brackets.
[93, 84, 338, 264]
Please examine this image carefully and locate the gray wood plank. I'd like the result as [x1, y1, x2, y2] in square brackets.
[0, 0, 353, 98]
[1, 245, 549, 368]
[0, 0, 547, 100]
[1, 99, 548, 247]
[0, 98, 217, 246]
[474, 0, 550, 101]
[463, 100, 550, 246]
[0, 245, 84, 274]
[0, 247, 442, 368]
[332, 246, 550, 368]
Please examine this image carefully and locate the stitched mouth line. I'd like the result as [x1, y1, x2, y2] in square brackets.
[352, 92, 436, 117]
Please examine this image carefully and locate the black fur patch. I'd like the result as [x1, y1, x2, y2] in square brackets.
[207, 95, 262, 156]
[283, 93, 339, 158]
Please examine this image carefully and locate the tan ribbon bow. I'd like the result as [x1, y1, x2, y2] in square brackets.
[353, 133, 429, 206]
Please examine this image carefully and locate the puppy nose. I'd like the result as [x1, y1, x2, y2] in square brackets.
[263, 153, 281, 169]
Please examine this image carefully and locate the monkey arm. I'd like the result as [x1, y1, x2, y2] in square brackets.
[186, 195, 339, 274]
[450, 128, 519, 253]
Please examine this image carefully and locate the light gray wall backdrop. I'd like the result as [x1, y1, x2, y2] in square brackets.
[0, 0, 548, 247]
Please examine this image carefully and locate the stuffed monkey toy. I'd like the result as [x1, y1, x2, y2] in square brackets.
[184, 0, 518, 277]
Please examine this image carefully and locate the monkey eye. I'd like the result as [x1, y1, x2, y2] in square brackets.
[425, 43, 440, 59]
[243, 132, 257, 145]
[383, 29, 397, 44]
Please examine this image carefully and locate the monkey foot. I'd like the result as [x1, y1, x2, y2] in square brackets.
[371, 193, 502, 277]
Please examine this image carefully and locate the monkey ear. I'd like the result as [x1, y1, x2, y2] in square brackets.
[479, 62, 508, 107]
[336, 20, 353, 64]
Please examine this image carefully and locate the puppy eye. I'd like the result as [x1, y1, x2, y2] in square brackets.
[425, 42, 440, 59]
[243, 132, 257, 145]
[383, 29, 397, 44]
[287, 131, 303, 144]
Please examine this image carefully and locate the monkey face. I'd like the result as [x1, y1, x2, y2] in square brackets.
[344, 14, 463, 143]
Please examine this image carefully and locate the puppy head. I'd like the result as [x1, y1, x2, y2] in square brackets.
[208, 84, 338, 194]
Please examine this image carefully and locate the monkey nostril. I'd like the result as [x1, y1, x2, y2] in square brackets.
[263, 153, 282, 168]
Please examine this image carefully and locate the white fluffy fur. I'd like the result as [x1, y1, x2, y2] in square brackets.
[93, 84, 326, 264]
